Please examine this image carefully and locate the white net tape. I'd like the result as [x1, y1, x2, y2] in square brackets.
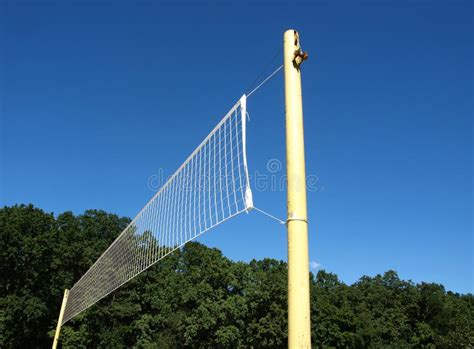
[62, 95, 253, 324]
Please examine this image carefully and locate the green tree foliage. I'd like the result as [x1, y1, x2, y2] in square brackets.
[1, 204, 472, 348]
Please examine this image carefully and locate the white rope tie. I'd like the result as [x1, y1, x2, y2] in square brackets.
[246, 65, 283, 98]
[252, 206, 286, 225]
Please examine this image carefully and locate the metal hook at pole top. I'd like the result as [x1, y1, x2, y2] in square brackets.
[293, 49, 309, 67]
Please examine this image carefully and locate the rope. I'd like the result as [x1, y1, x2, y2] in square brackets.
[252, 206, 286, 225]
[246, 65, 283, 98]
[245, 47, 282, 94]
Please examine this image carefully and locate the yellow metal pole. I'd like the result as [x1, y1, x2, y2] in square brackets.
[284, 29, 311, 348]
[52, 289, 69, 349]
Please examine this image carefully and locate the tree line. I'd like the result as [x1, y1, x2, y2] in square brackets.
[1, 204, 472, 348]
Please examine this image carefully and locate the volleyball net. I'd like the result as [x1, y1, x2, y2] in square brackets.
[62, 95, 253, 324]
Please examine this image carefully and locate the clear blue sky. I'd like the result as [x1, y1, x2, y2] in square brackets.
[1, 1, 472, 294]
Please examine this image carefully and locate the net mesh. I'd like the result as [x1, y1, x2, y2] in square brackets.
[62, 95, 252, 324]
